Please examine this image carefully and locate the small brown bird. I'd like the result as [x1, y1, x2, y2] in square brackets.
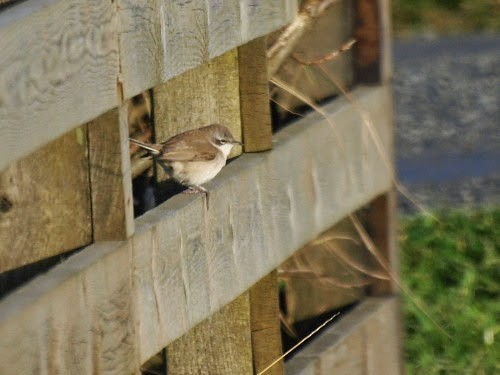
[130, 124, 242, 193]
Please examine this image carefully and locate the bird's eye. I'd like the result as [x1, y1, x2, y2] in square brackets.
[217, 138, 227, 145]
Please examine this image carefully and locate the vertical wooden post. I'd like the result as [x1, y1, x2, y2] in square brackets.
[87, 104, 135, 240]
[354, 0, 381, 84]
[239, 37, 283, 374]
[167, 293, 254, 375]
[238, 36, 273, 152]
[365, 192, 398, 295]
[152, 49, 242, 169]
[250, 270, 284, 375]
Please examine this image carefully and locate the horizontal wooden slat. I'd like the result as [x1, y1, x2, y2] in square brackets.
[0, 0, 297, 172]
[285, 297, 402, 375]
[0, 85, 393, 374]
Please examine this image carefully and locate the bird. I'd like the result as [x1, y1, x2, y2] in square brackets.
[129, 124, 242, 193]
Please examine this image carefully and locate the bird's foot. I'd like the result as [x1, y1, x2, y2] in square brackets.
[183, 186, 208, 194]
[183, 186, 210, 209]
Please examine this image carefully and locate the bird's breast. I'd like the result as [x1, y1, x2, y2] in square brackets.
[170, 154, 226, 186]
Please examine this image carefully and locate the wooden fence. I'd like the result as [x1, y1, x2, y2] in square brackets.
[0, 0, 401, 374]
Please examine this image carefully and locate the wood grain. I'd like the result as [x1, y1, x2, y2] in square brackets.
[207, 0, 242, 58]
[167, 293, 253, 375]
[87, 105, 134, 241]
[118, 0, 296, 100]
[0, 0, 120, 172]
[153, 48, 242, 181]
[0, 127, 92, 273]
[0, 86, 393, 372]
[280, 218, 374, 324]
[0, 242, 136, 374]
[238, 36, 273, 152]
[0, 0, 296, 170]
[285, 297, 402, 375]
[250, 270, 284, 375]
[240, 0, 298, 43]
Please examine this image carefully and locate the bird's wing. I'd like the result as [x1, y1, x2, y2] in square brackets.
[160, 138, 217, 161]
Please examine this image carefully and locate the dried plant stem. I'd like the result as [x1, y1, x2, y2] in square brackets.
[267, 0, 340, 76]
[292, 38, 357, 65]
[349, 213, 451, 338]
[258, 312, 340, 375]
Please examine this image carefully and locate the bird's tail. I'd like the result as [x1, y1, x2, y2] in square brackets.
[129, 138, 162, 156]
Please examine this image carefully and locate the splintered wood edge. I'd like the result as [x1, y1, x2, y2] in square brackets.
[285, 297, 403, 375]
[0, 85, 393, 373]
[0, 0, 297, 172]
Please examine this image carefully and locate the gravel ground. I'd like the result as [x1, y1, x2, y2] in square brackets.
[392, 34, 500, 213]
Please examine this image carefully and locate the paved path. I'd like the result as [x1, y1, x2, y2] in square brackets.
[392, 34, 499, 213]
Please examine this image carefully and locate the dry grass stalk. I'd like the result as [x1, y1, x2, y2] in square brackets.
[258, 312, 340, 375]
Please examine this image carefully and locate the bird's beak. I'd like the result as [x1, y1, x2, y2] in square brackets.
[233, 140, 244, 146]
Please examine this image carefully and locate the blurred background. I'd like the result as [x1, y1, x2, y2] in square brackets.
[392, 0, 499, 373]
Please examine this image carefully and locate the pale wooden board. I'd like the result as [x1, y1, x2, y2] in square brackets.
[0, 0, 120, 172]
[0, 86, 393, 373]
[240, 0, 298, 43]
[0, 242, 136, 374]
[87, 105, 135, 240]
[285, 297, 402, 375]
[167, 293, 254, 375]
[0, 0, 296, 170]
[153, 48, 243, 177]
[0, 126, 92, 273]
[118, 0, 296, 100]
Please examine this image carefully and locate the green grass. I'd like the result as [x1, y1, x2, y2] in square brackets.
[400, 208, 499, 374]
[392, 0, 500, 36]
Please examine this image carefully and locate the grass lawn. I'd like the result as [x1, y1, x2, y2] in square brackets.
[392, 0, 500, 36]
[400, 208, 499, 374]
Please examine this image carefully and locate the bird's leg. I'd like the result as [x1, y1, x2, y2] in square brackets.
[183, 185, 210, 209]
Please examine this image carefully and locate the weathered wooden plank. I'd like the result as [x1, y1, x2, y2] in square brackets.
[87, 105, 135, 240]
[250, 270, 284, 375]
[167, 293, 253, 375]
[238, 36, 273, 152]
[118, 0, 296, 100]
[240, 0, 298, 43]
[285, 297, 402, 375]
[0, 127, 92, 273]
[153, 48, 243, 180]
[0, 0, 296, 170]
[207, 0, 242, 58]
[0, 242, 136, 375]
[0, 0, 120, 172]
[0, 86, 393, 372]
[378, 0, 393, 83]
